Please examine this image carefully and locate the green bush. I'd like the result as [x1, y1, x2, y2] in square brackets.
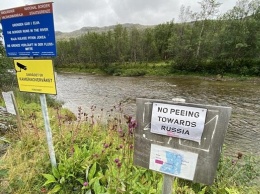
[122, 69, 146, 76]
[0, 57, 16, 90]
[170, 58, 260, 77]
[102, 63, 122, 75]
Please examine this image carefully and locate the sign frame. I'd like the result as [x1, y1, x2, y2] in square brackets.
[134, 98, 232, 185]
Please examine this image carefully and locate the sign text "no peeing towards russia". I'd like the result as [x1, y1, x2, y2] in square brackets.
[151, 103, 208, 142]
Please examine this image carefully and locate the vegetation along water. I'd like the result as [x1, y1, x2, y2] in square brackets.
[1, 0, 260, 193]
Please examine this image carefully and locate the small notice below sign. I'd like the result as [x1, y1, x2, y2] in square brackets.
[149, 144, 198, 180]
[14, 59, 57, 95]
[2, 91, 16, 115]
[151, 103, 207, 142]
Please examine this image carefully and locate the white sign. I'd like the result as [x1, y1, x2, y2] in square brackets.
[151, 103, 207, 142]
[2, 91, 16, 115]
[149, 144, 198, 180]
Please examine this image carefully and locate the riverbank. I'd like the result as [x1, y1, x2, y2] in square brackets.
[56, 62, 260, 83]
[0, 87, 259, 193]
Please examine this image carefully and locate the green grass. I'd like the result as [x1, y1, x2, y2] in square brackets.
[56, 67, 105, 75]
[0, 92, 259, 193]
[56, 62, 173, 77]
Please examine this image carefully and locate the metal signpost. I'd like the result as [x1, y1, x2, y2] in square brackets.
[0, 2, 57, 167]
[134, 98, 232, 193]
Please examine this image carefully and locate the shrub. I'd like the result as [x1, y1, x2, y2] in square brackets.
[122, 69, 146, 76]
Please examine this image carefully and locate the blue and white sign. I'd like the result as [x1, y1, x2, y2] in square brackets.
[0, 2, 56, 57]
[149, 144, 198, 180]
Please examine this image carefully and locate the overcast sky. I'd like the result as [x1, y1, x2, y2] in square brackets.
[0, 0, 237, 32]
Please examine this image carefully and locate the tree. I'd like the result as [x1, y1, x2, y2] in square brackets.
[129, 27, 142, 63]
[0, 29, 14, 89]
[194, 0, 221, 59]
[218, 0, 260, 75]
[142, 28, 158, 61]
[154, 22, 174, 60]
[168, 5, 194, 64]
[55, 39, 76, 67]
[113, 24, 129, 62]
[103, 30, 116, 63]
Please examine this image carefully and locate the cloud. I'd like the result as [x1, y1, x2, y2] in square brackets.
[53, 0, 114, 31]
[0, 0, 238, 32]
[109, 0, 181, 24]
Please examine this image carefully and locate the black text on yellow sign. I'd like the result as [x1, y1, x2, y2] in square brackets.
[14, 59, 57, 95]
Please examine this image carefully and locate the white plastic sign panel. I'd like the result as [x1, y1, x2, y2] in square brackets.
[149, 144, 198, 180]
[2, 91, 16, 115]
[151, 103, 207, 142]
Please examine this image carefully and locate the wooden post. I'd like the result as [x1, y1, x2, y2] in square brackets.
[10, 92, 23, 134]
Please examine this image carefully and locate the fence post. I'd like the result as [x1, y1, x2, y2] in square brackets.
[10, 92, 23, 134]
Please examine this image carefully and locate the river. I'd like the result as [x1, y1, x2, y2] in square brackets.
[56, 73, 260, 156]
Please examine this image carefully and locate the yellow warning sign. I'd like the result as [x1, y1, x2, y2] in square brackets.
[14, 59, 57, 95]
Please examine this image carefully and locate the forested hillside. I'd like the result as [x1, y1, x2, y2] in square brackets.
[54, 0, 260, 76]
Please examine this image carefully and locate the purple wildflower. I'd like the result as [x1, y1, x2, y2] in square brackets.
[117, 162, 122, 168]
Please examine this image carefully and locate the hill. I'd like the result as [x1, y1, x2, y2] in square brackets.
[55, 23, 154, 40]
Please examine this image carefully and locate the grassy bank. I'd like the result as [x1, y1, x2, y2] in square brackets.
[0, 92, 259, 193]
[56, 62, 260, 83]
[56, 62, 173, 77]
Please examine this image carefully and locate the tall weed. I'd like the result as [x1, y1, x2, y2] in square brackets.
[0, 101, 259, 193]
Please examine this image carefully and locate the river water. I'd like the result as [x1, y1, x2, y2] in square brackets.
[56, 73, 260, 156]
